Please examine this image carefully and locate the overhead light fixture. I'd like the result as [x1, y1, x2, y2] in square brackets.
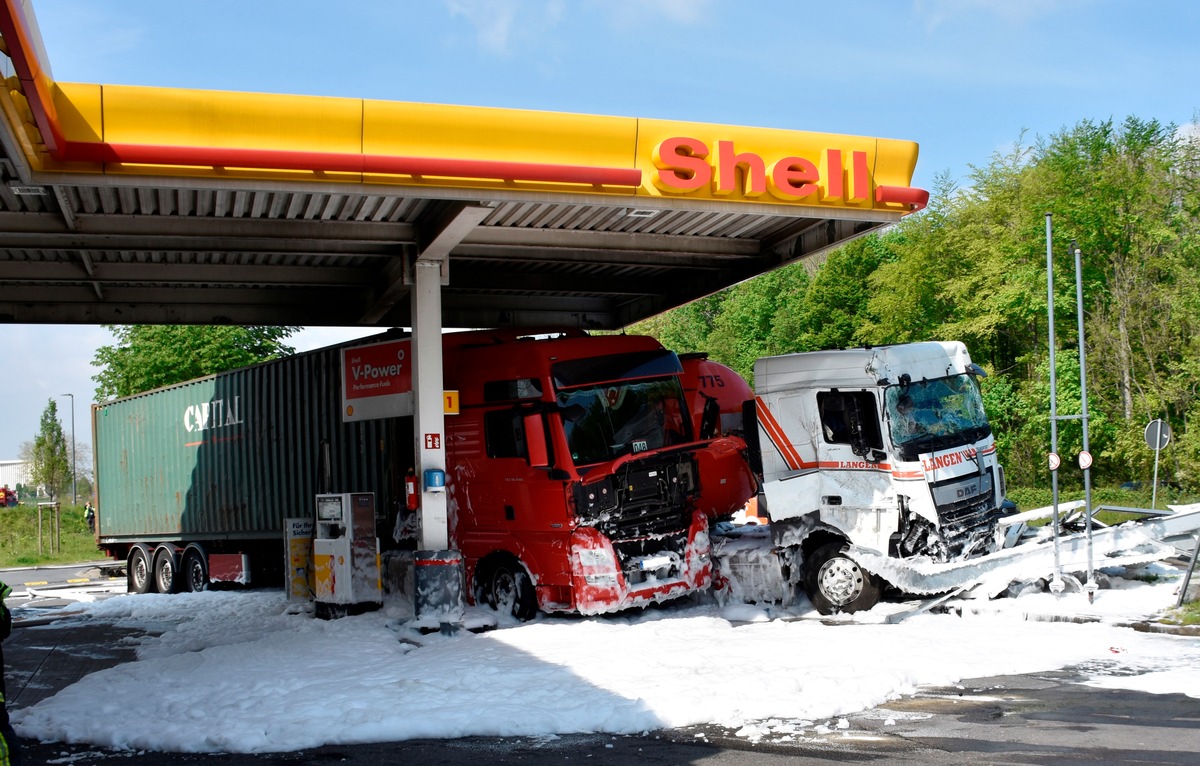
[625, 208, 659, 218]
[11, 185, 47, 196]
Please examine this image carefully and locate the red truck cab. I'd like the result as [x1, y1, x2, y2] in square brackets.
[441, 330, 755, 617]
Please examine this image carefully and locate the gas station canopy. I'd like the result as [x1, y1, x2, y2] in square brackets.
[0, 1, 927, 330]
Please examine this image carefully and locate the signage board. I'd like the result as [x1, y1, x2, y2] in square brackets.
[340, 339, 414, 422]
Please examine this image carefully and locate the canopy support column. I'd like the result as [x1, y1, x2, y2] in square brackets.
[410, 203, 491, 630]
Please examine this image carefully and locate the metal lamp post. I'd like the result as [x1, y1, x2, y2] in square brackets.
[60, 392, 76, 504]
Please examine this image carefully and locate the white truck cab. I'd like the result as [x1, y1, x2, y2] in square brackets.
[746, 341, 1006, 613]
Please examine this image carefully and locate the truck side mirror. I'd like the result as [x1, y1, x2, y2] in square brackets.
[523, 412, 550, 468]
[846, 398, 869, 457]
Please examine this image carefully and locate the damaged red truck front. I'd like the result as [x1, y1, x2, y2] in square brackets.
[440, 330, 756, 618]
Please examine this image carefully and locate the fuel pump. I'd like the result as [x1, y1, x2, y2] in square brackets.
[313, 492, 382, 619]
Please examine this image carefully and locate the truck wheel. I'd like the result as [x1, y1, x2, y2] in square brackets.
[154, 548, 179, 594]
[803, 542, 881, 615]
[484, 558, 537, 622]
[181, 549, 209, 593]
[129, 547, 156, 594]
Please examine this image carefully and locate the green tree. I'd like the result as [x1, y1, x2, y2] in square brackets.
[32, 399, 71, 500]
[705, 265, 809, 384]
[863, 154, 1049, 376]
[858, 117, 1200, 489]
[630, 292, 727, 356]
[92, 325, 299, 400]
[1028, 117, 1200, 486]
[774, 233, 890, 353]
[859, 173, 962, 347]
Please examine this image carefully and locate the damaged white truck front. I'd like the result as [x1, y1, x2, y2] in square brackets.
[724, 341, 1008, 614]
[717, 341, 1193, 615]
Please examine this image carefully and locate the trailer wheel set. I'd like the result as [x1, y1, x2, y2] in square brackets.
[153, 548, 177, 594]
[128, 547, 153, 595]
[181, 549, 209, 593]
[127, 544, 210, 595]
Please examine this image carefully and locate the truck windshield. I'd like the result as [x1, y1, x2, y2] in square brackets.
[885, 374, 991, 460]
[556, 375, 691, 466]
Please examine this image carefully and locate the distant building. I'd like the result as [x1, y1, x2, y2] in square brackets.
[0, 459, 34, 492]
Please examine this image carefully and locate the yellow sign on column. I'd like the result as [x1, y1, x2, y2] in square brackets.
[444, 390, 459, 415]
[284, 517, 314, 600]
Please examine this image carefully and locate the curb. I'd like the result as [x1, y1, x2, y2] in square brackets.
[0, 560, 115, 574]
[1125, 621, 1200, 637]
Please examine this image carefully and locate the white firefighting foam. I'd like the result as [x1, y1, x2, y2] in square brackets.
[10, 557, 1199, 755]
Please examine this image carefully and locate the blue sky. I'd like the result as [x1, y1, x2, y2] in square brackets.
[2, 0, 1196, 462]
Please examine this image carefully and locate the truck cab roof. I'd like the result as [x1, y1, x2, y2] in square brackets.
[753, 341, 976, 393]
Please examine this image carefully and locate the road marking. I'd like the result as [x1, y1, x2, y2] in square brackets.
[66, 578, 91, 583]
[23, 580, 49, 586]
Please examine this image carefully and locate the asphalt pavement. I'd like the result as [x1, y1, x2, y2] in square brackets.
[2, 569, 1199, 765]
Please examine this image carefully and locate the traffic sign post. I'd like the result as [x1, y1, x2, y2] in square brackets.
[1145, 418, 1171, 511]
[1145, 419, 1171, 450]
[1044, 214, 1064, 593]
[1069, 240, 1096, 602]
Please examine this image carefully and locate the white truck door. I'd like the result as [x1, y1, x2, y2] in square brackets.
[812, 389, 896, 553]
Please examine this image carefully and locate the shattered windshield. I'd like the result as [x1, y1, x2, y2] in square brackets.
[885, 373, 991, 459]
[557, 378, 691, 466]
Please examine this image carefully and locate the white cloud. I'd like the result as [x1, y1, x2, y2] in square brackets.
[444, 0, 528, 56]
[290, 326, 383, 353]
[1176, 121, 1200, 145]
[625, 0, 714, 25]
[589, 0, 715, 28]
[0, 325, 112, 458]
[912, 0, 1079, 31]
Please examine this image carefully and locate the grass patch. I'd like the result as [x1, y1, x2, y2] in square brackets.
[1006, 485, 1200, 515]
[1161, 599, 1200, 626]
[0, 502, 105, 568]
[1005, 485, 1200, 529]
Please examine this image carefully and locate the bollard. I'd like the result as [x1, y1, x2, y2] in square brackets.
[413, 549, 465, 633]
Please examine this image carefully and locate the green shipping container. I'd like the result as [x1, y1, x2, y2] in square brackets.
[93, 333, 408, 550]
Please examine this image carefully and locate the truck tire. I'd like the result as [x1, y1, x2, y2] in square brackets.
[181, 548, 209, 593]
[803, 542, 882, 615]
[129, 547, 156, 594]
[154, 547, 179, 594]
[482, 557, 538, 622]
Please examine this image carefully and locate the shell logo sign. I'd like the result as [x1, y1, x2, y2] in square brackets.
[652, 138, 872, 203]
[643, 132, 927, 211]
